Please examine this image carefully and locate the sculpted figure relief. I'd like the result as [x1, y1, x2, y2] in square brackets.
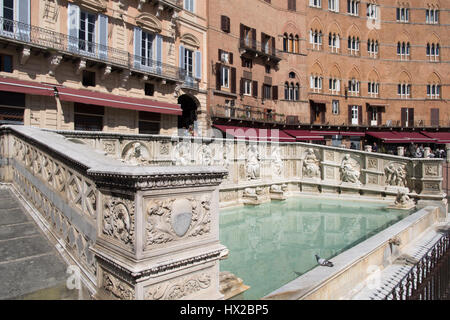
[385, 163, 407, 187]
[271, 146, 283, 177]
[246, 144, 260, 180]
[121, 142, 150, 165]
[340, 154, 360, 184]
[303, 148, 321, 179]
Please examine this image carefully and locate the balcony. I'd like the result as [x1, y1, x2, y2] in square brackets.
[211, 104, 286, 125]
[0, 18, 184, 83]
[238, 38, 281, 64]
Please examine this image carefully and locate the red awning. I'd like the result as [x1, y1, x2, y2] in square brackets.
[0, 77, 54, 96]
[310, 130, 365, 137]
[283, 129, 325, 141]
[394, 132, 435, 143]
[367, 131, 436, 143]
[56, 87, 182, 115]
[366, 131, 406, 143]
[213, 125, 296, 142]
[421, 131, 450, 144]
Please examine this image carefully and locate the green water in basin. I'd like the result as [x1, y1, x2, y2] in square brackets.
[219, 197, 413, 300]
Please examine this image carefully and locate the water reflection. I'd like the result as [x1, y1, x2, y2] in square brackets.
[219, 198, 412, 300]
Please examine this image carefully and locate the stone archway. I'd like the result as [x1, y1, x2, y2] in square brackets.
[177, 94, 199, 130]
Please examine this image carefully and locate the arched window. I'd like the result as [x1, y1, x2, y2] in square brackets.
[283, 33, 288, 52]
[288, 34, 294, 52]
[289, 72, 296, 79]
[427, 42, 440, 61]
[397, 41, 410, 60]
[294, 35, 299, 53]
[294, 83, 299, 100]
[284, 82, 289, 100]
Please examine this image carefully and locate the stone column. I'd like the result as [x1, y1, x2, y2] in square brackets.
[446, 144, 450, 163]
[397, 146, 405, 157]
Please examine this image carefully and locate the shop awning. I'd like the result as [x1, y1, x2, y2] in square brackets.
[394, 132, 435, 143]
[367, 131, 436, 143]
[56, 87, 182, 115]
[421, 131, 450, 144]
[366, 131, 406, 143]
[213, 125, 296, 142]
[283, 129, 325, 141]
[0, 77, 54, 96]
[309, 130, 365, 137]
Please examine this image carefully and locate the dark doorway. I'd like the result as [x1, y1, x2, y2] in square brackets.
[310, 102, 326, 124]
[177, 94, 198, 129]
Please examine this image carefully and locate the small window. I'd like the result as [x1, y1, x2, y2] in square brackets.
[263, 84, 272, 99]
[265, 65, 271, 74]
[243, 79, 252, 96]
[242, 58, 252, 68]
[0, 54, 13, 73]
[139, 111, 160, 134]
[74, 103, 104, 131]
[220, 15, 231, 33]
[82, 70, 96, 87]
[144, 83, 154, 96]
[332, 100, 339, 114]
[184, 0, 195, 13]
[289, 72, 296, 79]
[221, 66, 229, 88]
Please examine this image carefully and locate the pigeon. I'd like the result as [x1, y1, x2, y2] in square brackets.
[315, 254, 334, 267]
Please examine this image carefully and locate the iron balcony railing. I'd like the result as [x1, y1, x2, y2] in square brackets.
[212, 104, 286, 125]
[384, 233, 450, 300]
[239, 38, 281, 60]
[0, 17, 187, 83]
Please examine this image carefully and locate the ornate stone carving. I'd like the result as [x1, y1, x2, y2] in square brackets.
[246, 144, 260, 180]
[384, 163, 407, 187]
[102, 196, 135, 247]
[425, 165, 438, 176]
[325, 150, 334, 162]
[197, 144, 212, 166]
[75, 59, 87, 75]
[271, 146, 283, 177]
[146, 195, 211, 247]
[173, 141, 191, 165]
[145, 273, 211, 300]
[340, 154, 360, 184]
[367, 158, 378, 170]
[121, 142, 150, 165]
[303, 148, 321, 179]
[20, 46, 31, 65]
[159, 142, 170, 155]
[135, 12, 162, 33]
[103, 140, 116, 154]
[48, 54, 62, 76]
[101, 65, 112, 80]
[391, 191, 415, 210]
[103, 272, 134, 300]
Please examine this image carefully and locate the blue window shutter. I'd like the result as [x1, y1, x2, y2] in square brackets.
[195, 50, 201, 79]
[68, 3, 80, 52]
[156, 34, 162, 74]
[18, 0, 30, 41]
[98, 14, 108, 60]
[134, 27, 142, 69]
[179, 45, 185, 75]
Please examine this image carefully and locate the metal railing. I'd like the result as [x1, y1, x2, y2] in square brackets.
[239, 38, 281, 59]
[211, 104, 286, 125]
[0, 17, 186, 83]
[384, 233, 450, 300]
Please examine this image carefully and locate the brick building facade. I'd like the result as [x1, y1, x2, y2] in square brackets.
[207, 0, 449, 149]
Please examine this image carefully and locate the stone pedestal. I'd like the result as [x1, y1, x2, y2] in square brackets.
[446, 144, 450, 163]
[397, 146, 405, 157]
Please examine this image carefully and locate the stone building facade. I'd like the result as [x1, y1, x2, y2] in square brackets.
[0, 0, 208, 135]
[207, 0, 449, 148]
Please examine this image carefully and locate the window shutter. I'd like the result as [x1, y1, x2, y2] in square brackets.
[218, 49, 223, 61]
[229, 52, 233, 64]
[179, 45, 185, 73]
[156, 35, 163, 74]
[309, 30, 313, 44]
[221, 15, 230, 33]
[272, 86, 278, 100]
[251, 28, 256, 49]
[134, 27, 142, 68]
[68, 3, 80, 52]
[358, 105, 362, 124]
[430, 108, 439, 126]
[195, 50, 202, 79]
[18, 0, 30, 41]
[252, 80, 258, 97]
[401, 108, 407, 126]
[377, 108, 382, 126]
[336, 79, 340, 92]
[310, 76, 314, 89]
[408, 108, 414, 126]
[216, 63, 222, 90]
[240, 78, 245, 95]
[348, 105, 352, 124]
[98, 14, 108, 60]
[240, 24, 245, 40]
[230, 67, 236, 93]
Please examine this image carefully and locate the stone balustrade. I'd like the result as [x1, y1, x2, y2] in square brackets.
[0, 125, 228, 300]
[53, 129, 447, 211]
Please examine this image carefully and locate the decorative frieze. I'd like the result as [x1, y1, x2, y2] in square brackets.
[145, 195, 212, 248]
[102, 195, 135, 249]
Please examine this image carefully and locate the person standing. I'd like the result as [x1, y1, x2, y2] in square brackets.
[372, 142, 378, 152]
